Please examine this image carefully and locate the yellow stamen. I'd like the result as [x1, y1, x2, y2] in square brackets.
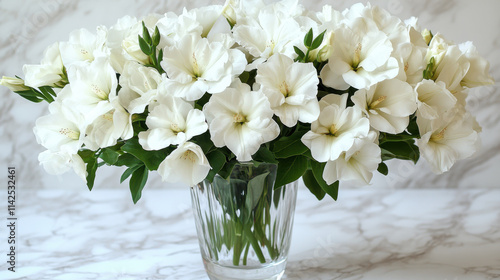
[279, 81, 290, 97]
[352, 43, 362, 70]
[170, 123, 183, 133]
[431, 127, 447, 141]
[370, 95, 387, 109]
[233, 113, 247, 124]
[91, 84, 108, 100]
[181, 150, 197, 163]
[59, 128, 80, 140]
[329, 124, 338, 135]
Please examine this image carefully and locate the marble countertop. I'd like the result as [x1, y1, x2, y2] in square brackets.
[1, 187, 499, 280]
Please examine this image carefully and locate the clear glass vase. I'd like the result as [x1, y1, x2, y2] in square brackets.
[190, 162, 298, 280]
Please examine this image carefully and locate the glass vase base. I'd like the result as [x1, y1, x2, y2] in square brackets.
[204, 258, 287, 280]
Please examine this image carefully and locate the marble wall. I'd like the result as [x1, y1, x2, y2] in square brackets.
[1, 0, 499, 190]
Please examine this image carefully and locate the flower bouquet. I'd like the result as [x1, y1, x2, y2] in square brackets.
[1, 0, 494, 279]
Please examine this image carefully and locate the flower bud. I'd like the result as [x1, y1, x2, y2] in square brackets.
[421, 28, 433, 45]
[222, 0, 237, 26]
[0, 76, 30, 92]
[317, 31, 334, 62]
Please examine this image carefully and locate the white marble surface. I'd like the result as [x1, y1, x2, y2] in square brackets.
[0, 0, 499, 190]
[0, 188, 499, 279]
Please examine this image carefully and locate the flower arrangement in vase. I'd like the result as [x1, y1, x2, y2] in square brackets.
[1, 0, 494, 279]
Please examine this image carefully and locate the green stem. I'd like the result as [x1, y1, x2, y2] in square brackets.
[232, 222, 243, 266]
[244, 226, 266, 264]
[242, 242, 250, 265]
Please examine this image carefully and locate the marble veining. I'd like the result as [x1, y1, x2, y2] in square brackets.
[0, 188, 498, 279]
[0, 0, 499, 190]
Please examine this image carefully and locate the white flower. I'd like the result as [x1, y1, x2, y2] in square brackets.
[301, 93, 370, 162]
[33, 94, 86, 154]
[416, 110, 479, 174]
[256, 54, 320, 127]
[320, 18, 399, 90]
[118, 61, 165, 114]
[203, 81, 279, 161]
[232, 9, 302, 66]
[139, 95, 207, 150]
[414, 80, 456, 120]
[352, 78, 417, 134]
[67, 57, 118, 122]
[397, 25, 428, 85]
[38, 150, 87, 182]
[59, 27, 108, 66]
[107, 15, 160, 72]
[459, 41, 495, 88]
[323, 131, 381, 186]
[161, 35, 246, 101]
[157, 142, 211, 186]
[23, 42, 66, 88]
[182, 5, 223, 37]
[425, 34, 470, 93]
[84, 100, 133, 150]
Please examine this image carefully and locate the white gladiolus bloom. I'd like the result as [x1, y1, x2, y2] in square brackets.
[107, 15, 160, 72]
[139, 95, 207, 150]
[416, 111, 479, 174]
[23, 42, 66, 88]
[204, 81, 279, 161]
[161, 35, 246, 101]
[323, 131, 381, 186]
[182, 5, 223, 37]
[320, 18, 399, 90]
[232, 9, 302, 67]
[425, 34, 470, 93]
[301, 93, 370, 162]
[459, 41, 495, 88]
[414, 80, 457, 120]
[67, 57, 118, 122]
[256, 54, 320, 127]
[38, 150, 87, 182]
[397, 25, 428, 85]
[33, 94, 86, 154]
[157, 142, 211, 186]
[352, 78, 417, 134]
[118, 61, 165, 114]
[84, 101, 133, 150]
[59, 27, 108, 66]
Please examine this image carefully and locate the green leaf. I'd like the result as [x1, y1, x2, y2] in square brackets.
[218, 159, 237, 179]
[380, 141, 420, 164]
[121, 164, 142, 183]
[245, 172, 269, 210]
[121, 138, 170, 171]
[309, 160, 338, 200]
[302, 169, 326, 200]
[129, 165, 148, 204]
[191, 131, 214, 154]
[138, 35, 152, 56]
[303, 28, 313, 48]
[114, 153, 142, 167]
[294, 46, 305, 61]
[141, 21, 152, 45]
[310, 30, 326, 50]
[152, 26, 161, 46]
[205, 150, 227, 182]
[99, 147, 121, 165]
[14, 89, 44, 103]
[273, 130, 309, 158]
[275, 155, 308, 188]
[377, 162, 389, 176]
[379, 132, 418, 144]
[85, 157, 98, 191]
[252, 145, 278, 164]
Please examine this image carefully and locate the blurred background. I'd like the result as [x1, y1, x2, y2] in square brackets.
[1, 0, 498, 193]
